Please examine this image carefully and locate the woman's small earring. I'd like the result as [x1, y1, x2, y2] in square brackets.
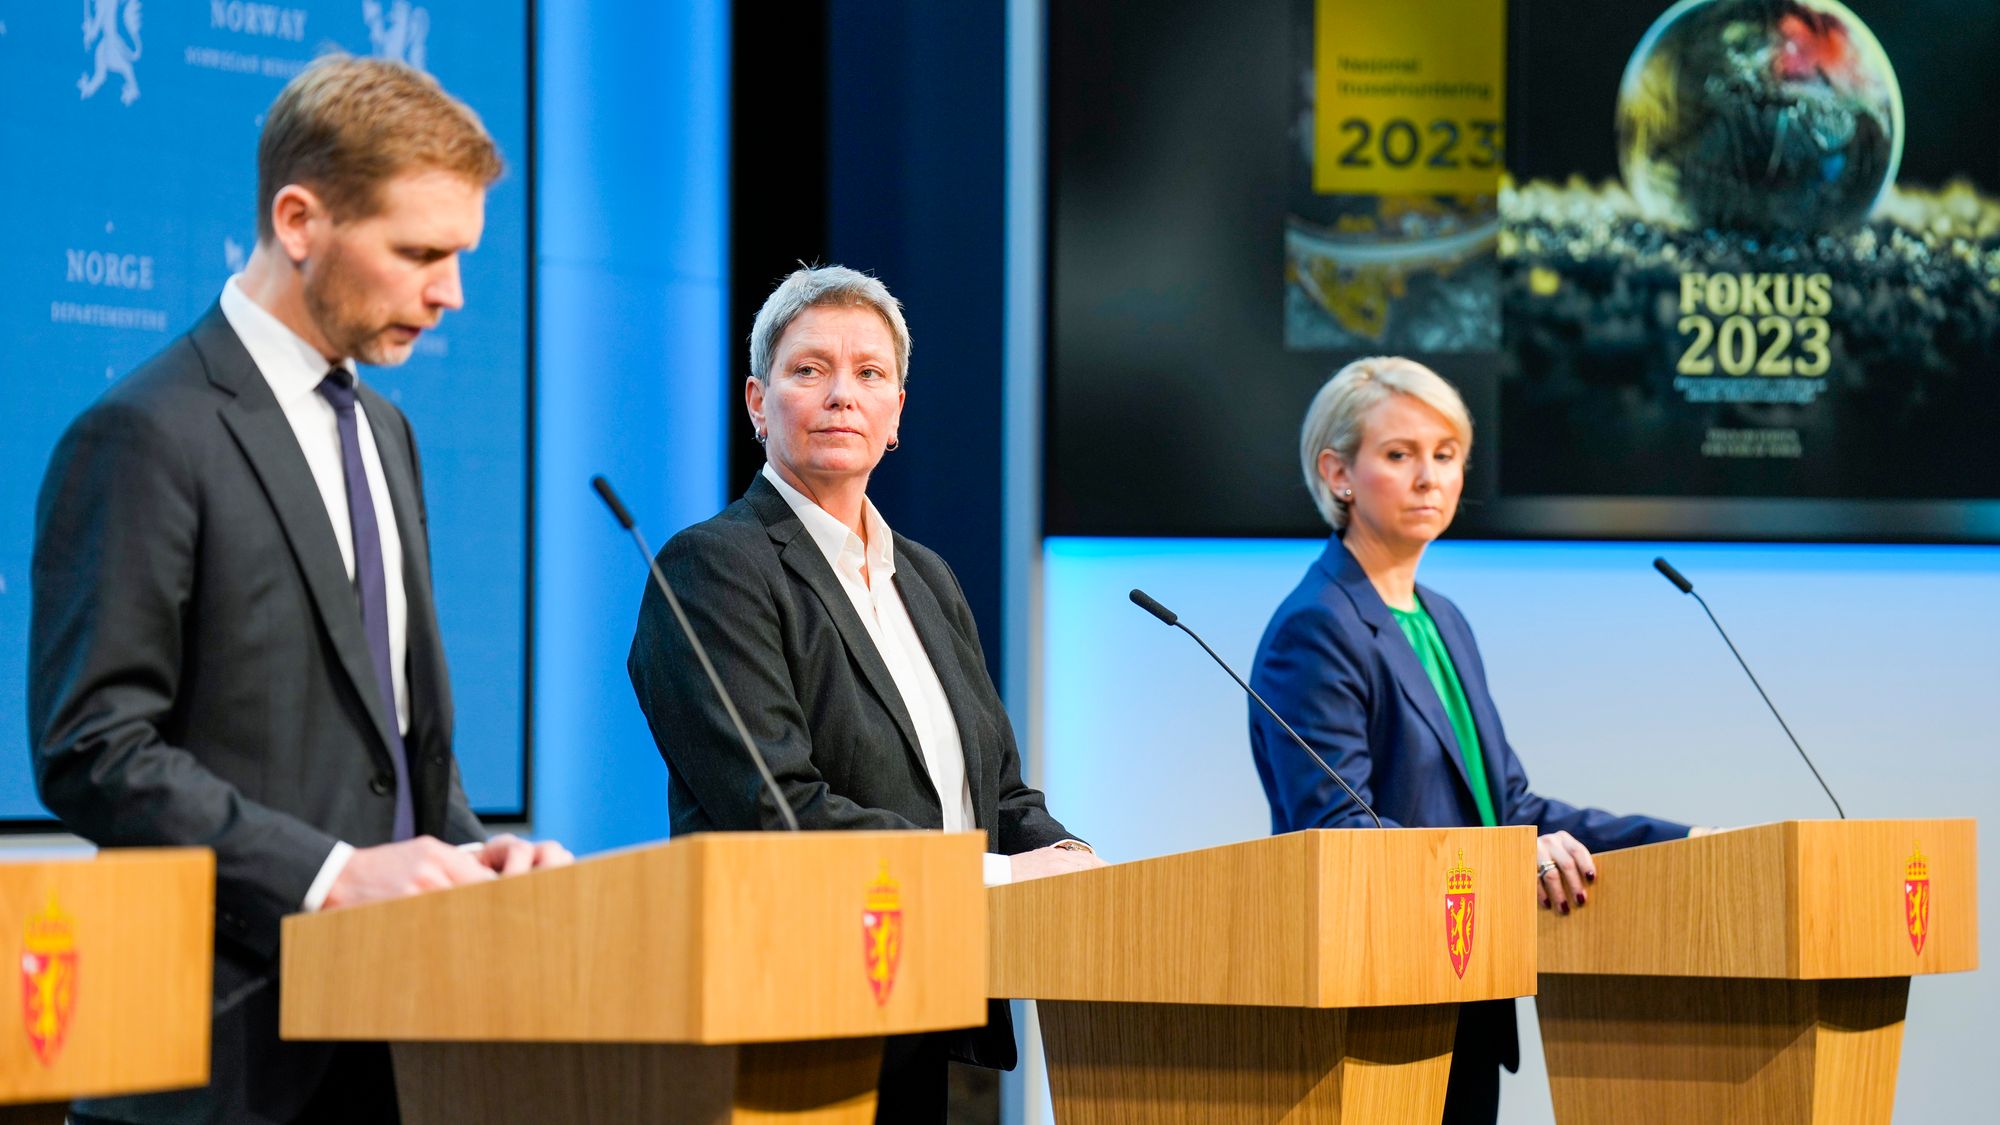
[885, 437, 900, 452]
[1340, 488, 1353, 500]
[755, 430, 767, 445]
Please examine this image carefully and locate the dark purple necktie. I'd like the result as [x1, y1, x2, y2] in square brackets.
[317, 370, 415, 841]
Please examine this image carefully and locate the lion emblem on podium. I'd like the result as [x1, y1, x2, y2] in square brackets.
[1444, 851, 1476, 979]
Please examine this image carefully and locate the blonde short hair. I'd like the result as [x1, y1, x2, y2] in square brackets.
[257, 55, 502, 241]
[1299, 357, 1473, 531]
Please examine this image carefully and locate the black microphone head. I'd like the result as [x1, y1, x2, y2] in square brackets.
[1128, 588, 1178, 626]
[591, 475, 636, 530]
[1652, 557, 1694, 594]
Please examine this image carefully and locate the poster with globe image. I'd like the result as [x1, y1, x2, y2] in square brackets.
[1044, 0, 1999, 540]
[1499, 0, 2000, 535]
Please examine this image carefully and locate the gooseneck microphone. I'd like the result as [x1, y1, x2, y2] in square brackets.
[1128, 588, 1383, 828]
[592, 475, 800, 831]
[1652, 557, 1845, 819]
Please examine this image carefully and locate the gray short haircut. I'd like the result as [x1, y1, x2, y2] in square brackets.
[1299, 356, 1474, 531]
[747, 265, 912, 385]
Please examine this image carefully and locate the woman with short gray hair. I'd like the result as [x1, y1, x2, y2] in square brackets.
[628, 265, 1104, 1122]
[1248, 356, 1699, 1124]
[747, 265, 912, 385]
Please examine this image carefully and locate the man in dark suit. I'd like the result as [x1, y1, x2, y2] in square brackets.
[30, 57, 568, 1125]
[627, 266, 1103, 1121]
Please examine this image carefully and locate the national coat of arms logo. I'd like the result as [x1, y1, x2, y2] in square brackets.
[1904, 845, 1929, 955]
[21, 893, 79, 1066]
[363, 1, 430, 71]
[79, 0, 144, 106]
[1445, 850, 1475, 979]
[861, 863, 903, 1006]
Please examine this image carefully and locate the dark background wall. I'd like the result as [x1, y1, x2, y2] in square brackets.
[731, 0, 1010, 678]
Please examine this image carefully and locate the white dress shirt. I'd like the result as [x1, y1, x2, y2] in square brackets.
[219, 278, 409, 909]
[761, 465, 1012, 886]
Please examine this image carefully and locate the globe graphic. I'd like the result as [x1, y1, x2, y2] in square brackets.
[1616, 0, 1903, 233]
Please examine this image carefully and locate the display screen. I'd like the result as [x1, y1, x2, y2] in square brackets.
[1047, 0, 2000, 541]
[0, 1, 532, 822]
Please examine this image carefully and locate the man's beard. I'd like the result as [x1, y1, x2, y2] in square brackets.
[302, 244, 413, 367]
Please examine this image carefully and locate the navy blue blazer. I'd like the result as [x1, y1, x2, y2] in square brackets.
[1249, 537, 1689, 851]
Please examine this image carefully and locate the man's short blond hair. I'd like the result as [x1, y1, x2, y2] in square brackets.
[256, 55, 502, 241]
[1299, 356, 1474, 531]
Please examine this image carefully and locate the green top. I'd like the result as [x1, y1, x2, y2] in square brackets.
[1389, 598, 1500, 828]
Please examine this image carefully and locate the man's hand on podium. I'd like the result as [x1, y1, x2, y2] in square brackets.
[322, 834, 575, 910]
[1536, 830, 1595, 915]
[470, 832, 575, 876]
[323, 836, 499, 909]
[1009, 843, 1108, 882]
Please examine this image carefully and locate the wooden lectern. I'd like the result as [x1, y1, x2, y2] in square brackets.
[991, 827, 1537, 1123]
[0, 849, 213, 1125]
[1537, 818, 1979, 1123]
[281, 830, 985, 1124]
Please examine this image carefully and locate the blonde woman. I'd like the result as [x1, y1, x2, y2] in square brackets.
[1247, 357, 1692, 1123]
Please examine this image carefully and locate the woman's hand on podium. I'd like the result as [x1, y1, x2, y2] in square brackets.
[469, 832, 575, 876]
[1536, 830, 1595, 915]
[323, 835, 498, 909]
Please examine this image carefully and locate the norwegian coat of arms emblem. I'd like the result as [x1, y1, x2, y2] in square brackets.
[1445, 850, 1475, 979]
[21, 893, 79, 1066]
[861, 863, 903, 1006]
[78, 0, 144, 105]
[1904, 845, 1929, 955]
[363, 1, 430, 71]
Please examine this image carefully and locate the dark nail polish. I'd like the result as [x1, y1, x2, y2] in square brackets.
[1585, 871, 1596, 883]
[1576, 892, 1587, 906]
[1560, 903, 1571, 915]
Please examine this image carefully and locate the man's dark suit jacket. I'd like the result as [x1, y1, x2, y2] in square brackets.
[29, 305, 486, 1124]
[627, 473, 1075, 1067]
[1249, 535, 1689, 1074]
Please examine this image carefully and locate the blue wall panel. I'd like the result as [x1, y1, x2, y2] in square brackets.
[0, 1, 531, 817]
[532, 0, 728, 855]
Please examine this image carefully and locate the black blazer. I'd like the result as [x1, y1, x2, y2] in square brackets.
[29, 305, 484, 1124]
[628, 474, 1076, 1066]
[629, 473, 1073, 850]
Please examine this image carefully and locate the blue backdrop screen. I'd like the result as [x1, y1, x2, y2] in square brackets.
[0, 1, 531, 821]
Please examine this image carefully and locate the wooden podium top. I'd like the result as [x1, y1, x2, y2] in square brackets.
[0, 848, 212, 1105]
[989, 826, 1537, 1008]
[1540, 817, 1979, 979]
[281, 830, 987, 1045]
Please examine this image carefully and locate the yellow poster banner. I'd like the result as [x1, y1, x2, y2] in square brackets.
[1314, 0, 1507, 195]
